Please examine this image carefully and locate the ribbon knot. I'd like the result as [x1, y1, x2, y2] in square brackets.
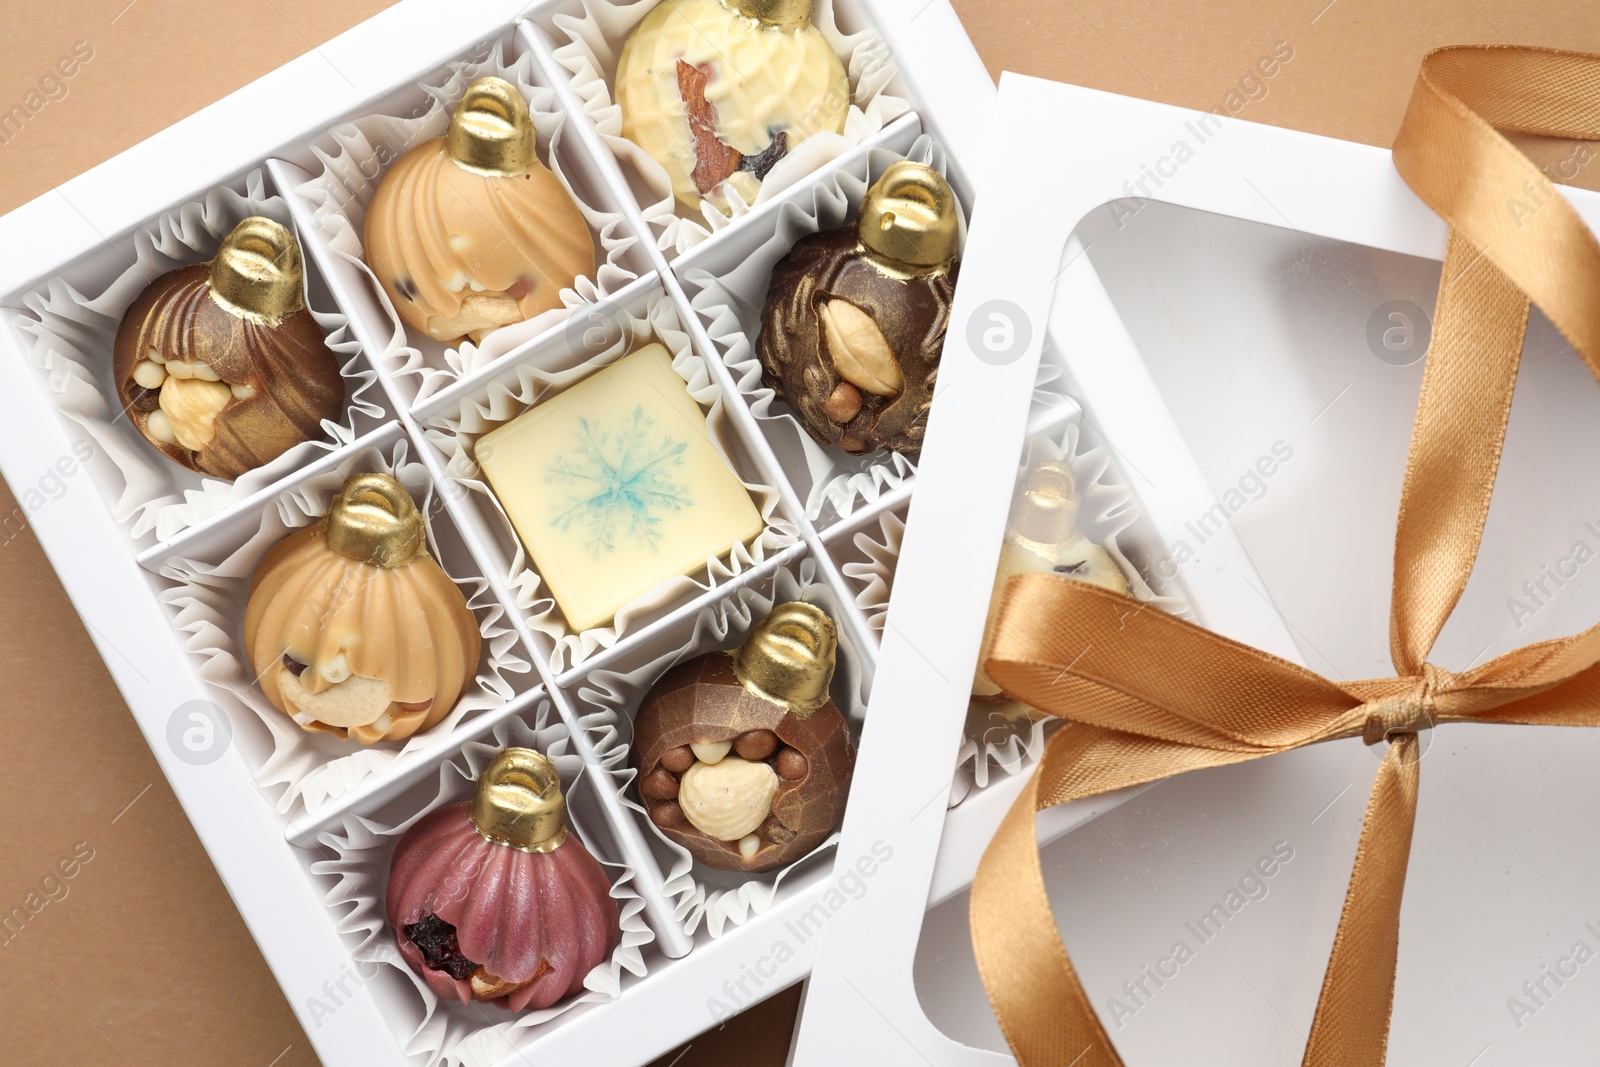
[1360, 677, 1439, 746]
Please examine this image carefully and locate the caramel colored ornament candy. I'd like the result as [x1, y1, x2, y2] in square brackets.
[112, 217, 344, 479]
[364, 77, 597, 344]
[616, 0, 848, 212]
[388, 748, 620, 1010]
[756, 161, 959, 456]
[633, 602, 854, 873]
[972, 460, 1130, 717]
[243, 473, 481, 743]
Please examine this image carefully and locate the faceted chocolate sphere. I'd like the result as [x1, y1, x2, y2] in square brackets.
[633, 653, 853, 873]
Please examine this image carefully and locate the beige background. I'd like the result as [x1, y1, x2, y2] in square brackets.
[3, 1, 1599, 1064]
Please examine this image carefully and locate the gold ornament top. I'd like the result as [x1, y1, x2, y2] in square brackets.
[858, 161, 959, 275]
[446, 77, 537, 177]
[723, 0, 813, 29]
[1008, 460, 1080, 554]
[471, 748, 570, 853]
[729, 602, 838, 717]
[207, 216, 306, 328]
[322, 473, 428, 568]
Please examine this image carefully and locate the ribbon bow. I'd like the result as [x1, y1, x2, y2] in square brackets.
[970, 46, 1600, 1067]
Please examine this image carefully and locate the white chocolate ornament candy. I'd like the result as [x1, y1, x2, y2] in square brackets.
[616, 0, 849, 212]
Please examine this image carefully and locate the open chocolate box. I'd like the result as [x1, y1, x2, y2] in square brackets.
[0, 1, 1089, 1064]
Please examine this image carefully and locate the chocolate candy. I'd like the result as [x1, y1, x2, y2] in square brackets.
[112, 216, 344, 479]
[972, 460, 1130, 716]
[633, 602, 854, 873]
[616, 0, 848, 211]
[364, 77, 596, 344]
[388, 748, 619, 1010]
[243, 473, 481, 744]
[756, 161, 960, 456]
[473, 344, 764, 632]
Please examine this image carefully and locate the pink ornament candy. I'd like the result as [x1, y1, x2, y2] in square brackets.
[387, 748, 619, 1010]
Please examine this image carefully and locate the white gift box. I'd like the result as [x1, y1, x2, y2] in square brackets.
[0, 1, 1041, 1065]
[797, 74, 1600, 1065]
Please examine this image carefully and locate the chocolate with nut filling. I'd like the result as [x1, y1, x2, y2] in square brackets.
[756, 160, 960, 456]
[632, 602, 854, 873]
[113, 217, 344, 479]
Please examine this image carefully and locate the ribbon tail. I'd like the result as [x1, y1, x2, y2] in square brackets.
[1303, 736, 1422, 1067]
[971, 724, 1268, 1066]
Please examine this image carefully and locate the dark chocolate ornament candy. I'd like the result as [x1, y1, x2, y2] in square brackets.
[757, 161, 960, 456]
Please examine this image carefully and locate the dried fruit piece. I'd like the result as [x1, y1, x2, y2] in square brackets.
[740, 131, 789, 181]
[403, 914, 478, 981]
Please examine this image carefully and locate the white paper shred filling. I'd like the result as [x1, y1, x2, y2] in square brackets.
[425, 288, 801, 674]
[571, 558, 868, 938]
[684, 135, 1065, 524]
[158, 437, 530, 816]
[310, 712, 652, 1067]
[546, 0, 912, 257]
[842, 399, 1190, 805]
[14, 170, 384, 542]
[294, 42, 642, 405]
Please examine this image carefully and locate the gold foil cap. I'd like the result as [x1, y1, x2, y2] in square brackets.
[471, 748, 570, 854]
[858, 161, 959, 273]
[1009, 460, 1080, 548]
[724, 0, 812, 29]
[207, 217, 305, 328]
[446, 77, 537, 177]
[730, 602, 837, 717]
[322, 473, 428, 568]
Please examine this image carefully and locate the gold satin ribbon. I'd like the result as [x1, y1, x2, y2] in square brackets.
[970, 46, 1600, 1066]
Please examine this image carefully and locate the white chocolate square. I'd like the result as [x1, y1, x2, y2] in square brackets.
[475, 344, 765, 631]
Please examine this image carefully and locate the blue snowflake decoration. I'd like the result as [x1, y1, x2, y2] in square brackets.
[545, 407, 692, 556]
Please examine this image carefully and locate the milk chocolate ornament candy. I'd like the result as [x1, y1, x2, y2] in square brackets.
[616, 0, 848, 212]
[243, 473, 481, 744]
[364, 77, 596, 344]
[972, 460, 1129, 719]
[757, 161, 959, 455]
[388, 748, 620, 1010]
[112, 217, 344, 479]
[633, 602, 854, 873]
